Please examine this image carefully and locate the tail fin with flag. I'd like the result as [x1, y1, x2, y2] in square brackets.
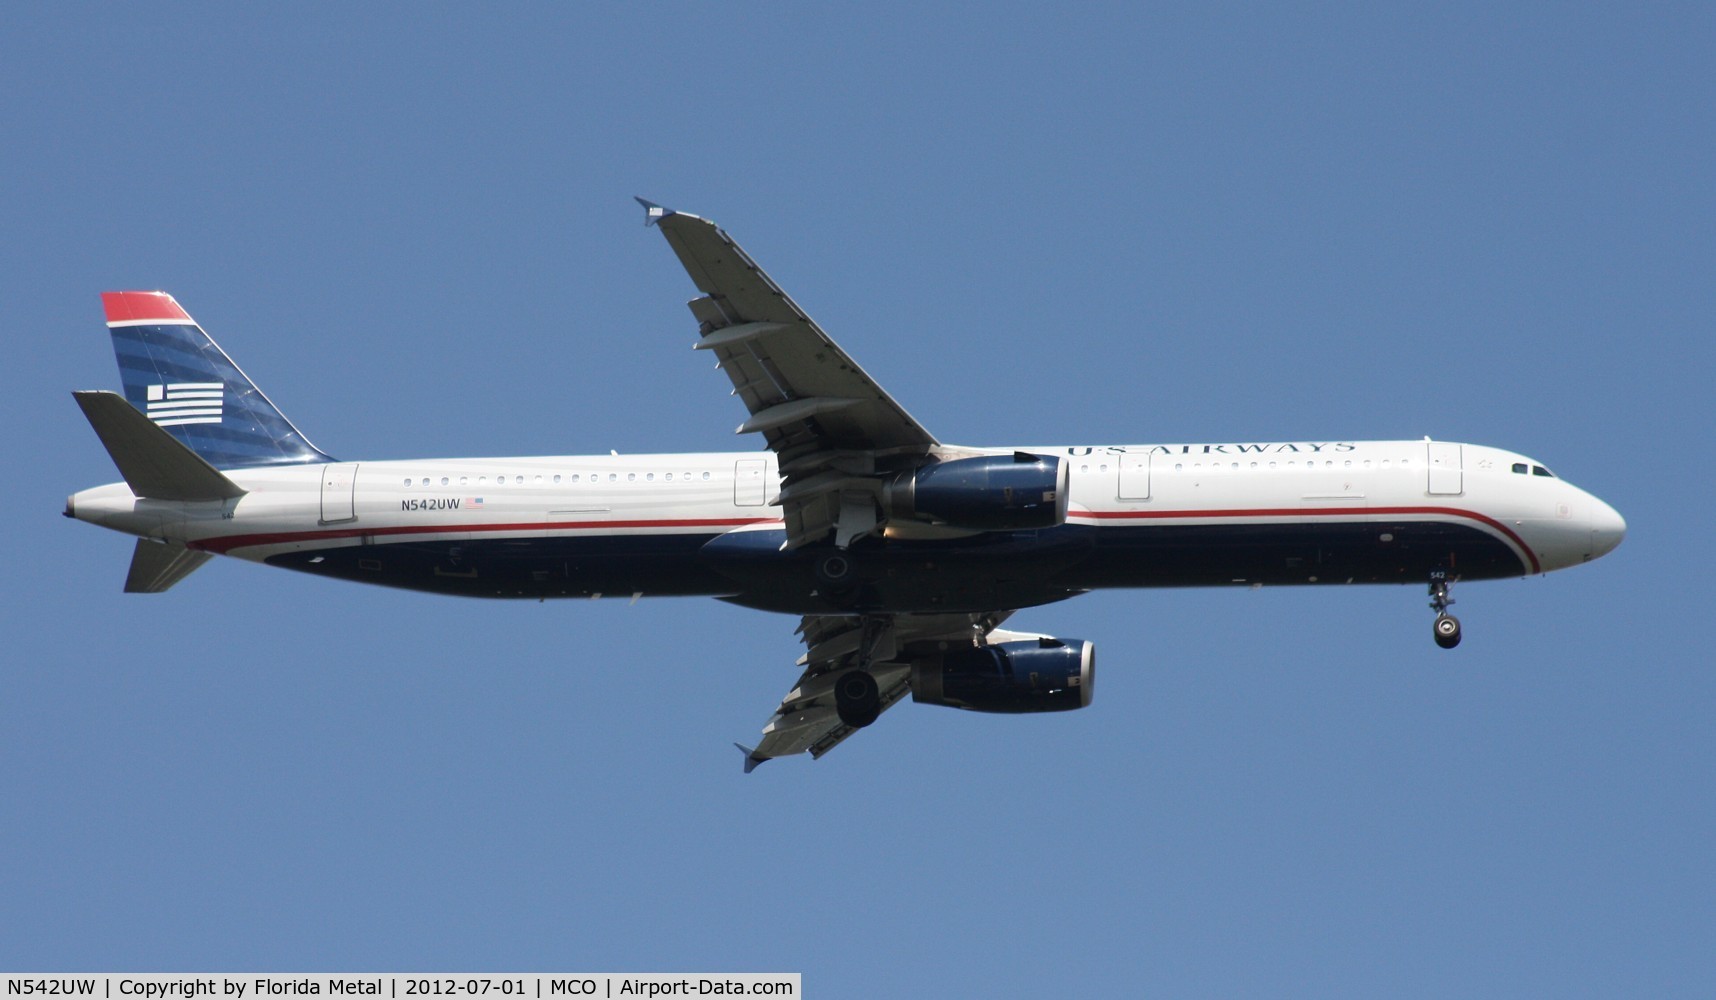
[102, 291, 332, 469]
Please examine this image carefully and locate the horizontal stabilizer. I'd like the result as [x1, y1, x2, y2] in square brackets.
[73, 391, 247, 501]
[125, 539, 213, 593]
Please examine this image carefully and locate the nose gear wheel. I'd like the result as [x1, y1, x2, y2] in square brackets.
[1429, 573, 1462, 649]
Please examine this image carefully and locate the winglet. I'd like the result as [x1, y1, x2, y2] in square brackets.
[635, 197, 674, 227]
[734, 742, 767, 774]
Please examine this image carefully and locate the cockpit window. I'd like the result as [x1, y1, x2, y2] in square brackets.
[1511, 463, 1528, 474]
[1532, 465, 1555, 478]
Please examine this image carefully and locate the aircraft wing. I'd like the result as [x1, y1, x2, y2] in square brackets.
[738, 611, 1013, 771]
[641, 200, 940, 549]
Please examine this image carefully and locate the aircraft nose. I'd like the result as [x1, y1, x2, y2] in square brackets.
[1588, 497, 1626, 560]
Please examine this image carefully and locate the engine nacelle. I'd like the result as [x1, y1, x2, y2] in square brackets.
[885, 453, 1069, 531]
[910, 638, 1094, 714]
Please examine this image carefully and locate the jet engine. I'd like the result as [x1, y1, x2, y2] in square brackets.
[910, 637, 1094, 713]
[884, 453, 1069, 531]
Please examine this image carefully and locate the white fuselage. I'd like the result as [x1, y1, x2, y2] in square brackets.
[70, 438, 1625, 606]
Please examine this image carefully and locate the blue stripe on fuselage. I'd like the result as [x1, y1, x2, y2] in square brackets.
[258, 518, 1527, 614]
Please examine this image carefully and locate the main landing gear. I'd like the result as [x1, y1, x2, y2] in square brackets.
[832, 615, 889, 729]
[834, 669, 882, 728]
[1429, 573, 1461, 649]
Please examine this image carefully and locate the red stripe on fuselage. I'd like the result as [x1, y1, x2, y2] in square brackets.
[189, 517, 784, 555]
[1070, 505, 1540, 573]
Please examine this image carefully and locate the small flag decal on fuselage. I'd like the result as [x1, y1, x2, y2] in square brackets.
[145, 382, 224, 427]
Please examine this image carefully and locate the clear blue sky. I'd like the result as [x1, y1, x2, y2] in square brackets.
[5, 4, 1711, 995]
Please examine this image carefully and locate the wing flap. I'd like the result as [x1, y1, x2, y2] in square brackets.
[753, 662, 912, 761]
[739, 612, 1016, 770]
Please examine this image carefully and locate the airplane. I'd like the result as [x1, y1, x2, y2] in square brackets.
[66, 199, 1627, 770]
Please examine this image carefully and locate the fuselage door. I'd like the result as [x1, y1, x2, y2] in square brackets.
[1117, 451, 1151, 501]
[734, 459, 767, 507]
[1426, 441, 1462, 496]
[320, 462, 359, 524]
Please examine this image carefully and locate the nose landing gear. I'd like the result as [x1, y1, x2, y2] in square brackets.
[1429, 573, 1461, 649]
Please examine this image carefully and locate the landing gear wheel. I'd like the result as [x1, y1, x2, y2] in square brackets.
[815, 552, 855, 586]
[1433, 613, 1462, 649]
[1427, 573, 1461, 649]
[834, 669, 882, 728]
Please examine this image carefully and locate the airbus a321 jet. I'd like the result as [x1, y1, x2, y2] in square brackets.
[67, 201, 1626, 770]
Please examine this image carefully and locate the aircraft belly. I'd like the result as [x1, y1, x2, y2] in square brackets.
[1069, 519, 1529, 587]
[700, 525, 1093, 615]
[264, 532, 737, 599]
[254, 516, 1527, 604]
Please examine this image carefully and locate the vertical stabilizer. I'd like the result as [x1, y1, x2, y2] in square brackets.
[103, 291, 332, 468]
